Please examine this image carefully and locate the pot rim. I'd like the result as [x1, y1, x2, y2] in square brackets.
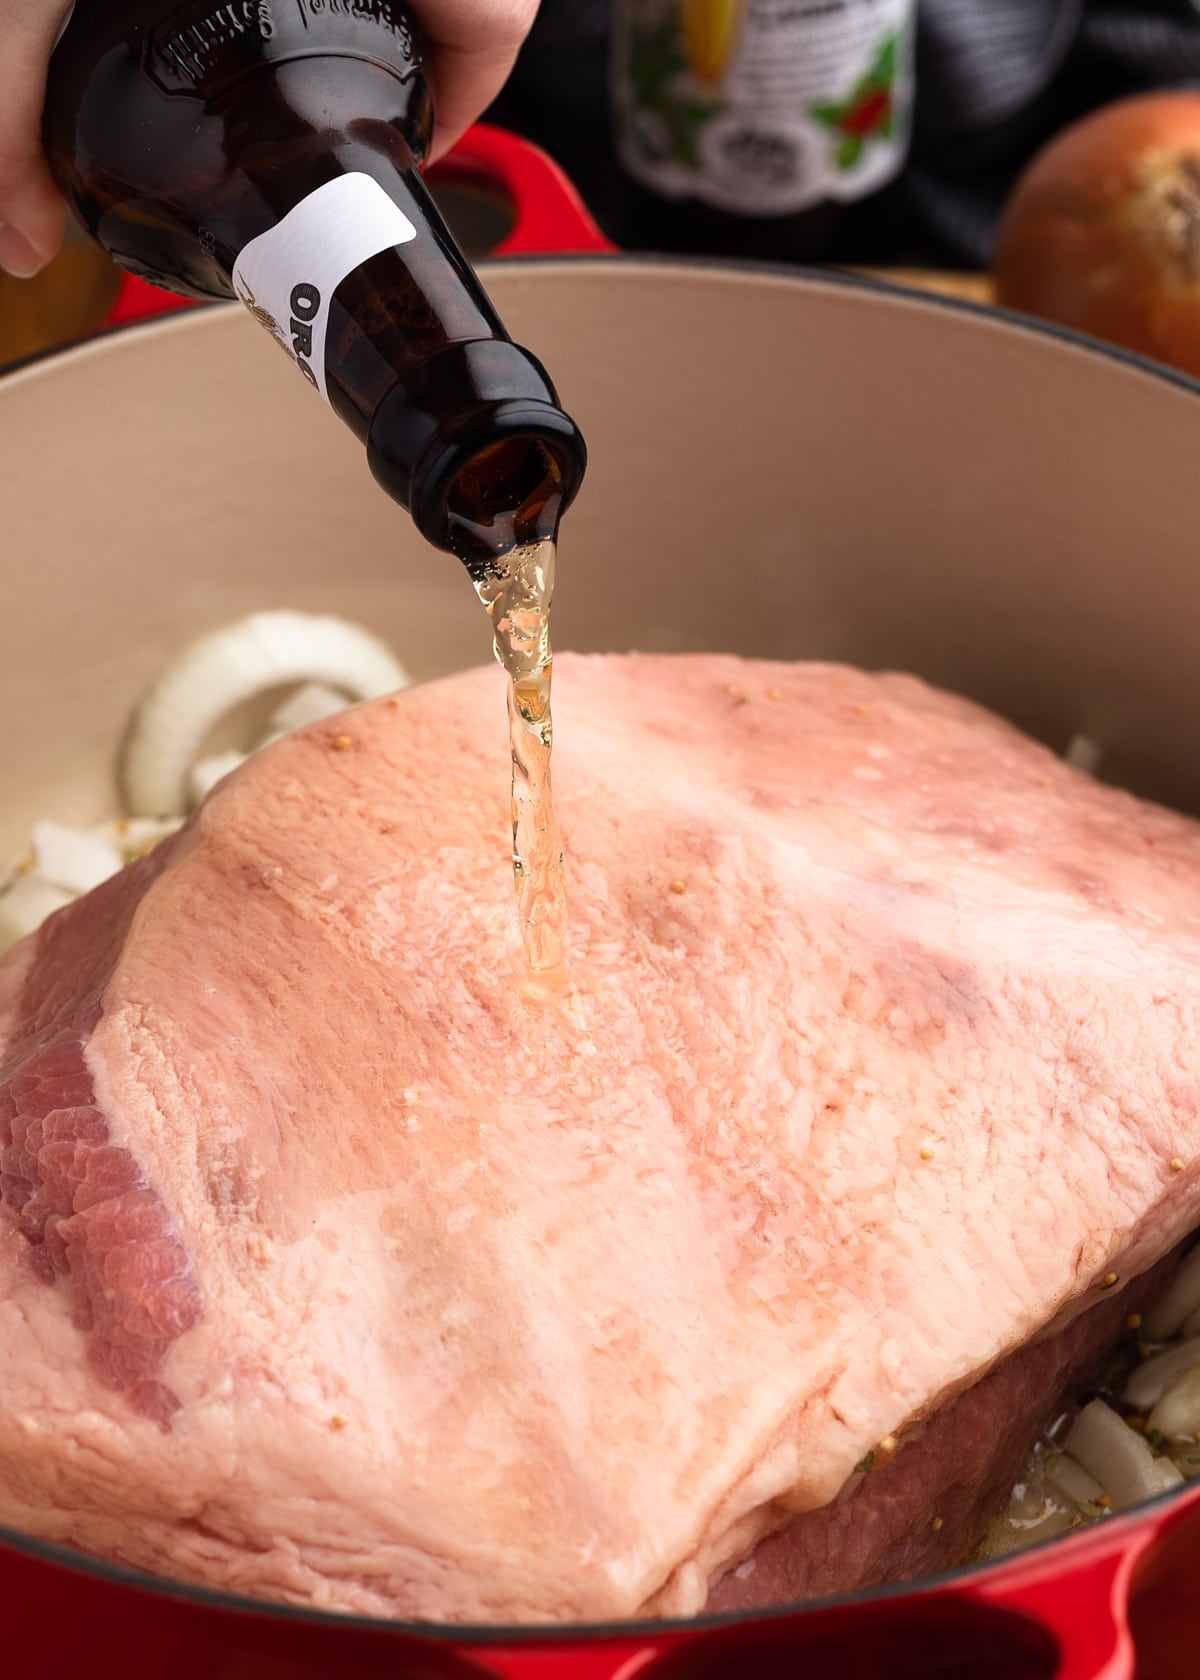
[4, 251, 1199, 1638]
[8, 249, 1200, 407]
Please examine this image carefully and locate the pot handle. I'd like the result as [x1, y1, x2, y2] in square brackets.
[971, 1543, 1138, 1680]
[433, 123, 617, 257]
[972, 1480, 1200, 1680]
[976, 1487, 1200, 1680]
[106, 273, 192, 326]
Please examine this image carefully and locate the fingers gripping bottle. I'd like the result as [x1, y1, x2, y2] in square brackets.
[43, 1, 587, 570]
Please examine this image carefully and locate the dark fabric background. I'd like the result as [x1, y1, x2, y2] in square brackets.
[485, 0, 1200, 265]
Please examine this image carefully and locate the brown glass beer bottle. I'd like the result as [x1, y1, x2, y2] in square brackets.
[43, 1, 586, 571]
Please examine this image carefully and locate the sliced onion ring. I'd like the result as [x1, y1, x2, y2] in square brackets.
[121, 611, 408, 818]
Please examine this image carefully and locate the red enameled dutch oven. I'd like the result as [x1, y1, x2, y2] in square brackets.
[3, 127, 1200, 1680]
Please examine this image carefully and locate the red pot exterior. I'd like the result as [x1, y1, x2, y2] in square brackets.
[6, 1480, 1200, 1678]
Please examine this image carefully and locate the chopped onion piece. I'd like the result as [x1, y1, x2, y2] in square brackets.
[1064, 1398, 1175, 1510]
[1064, 733, 1104, 776]
[1046, 1452, 1104, 1506]
[1124, 1338, 1200, 1410]
[0, 817, 185, 957]
[121, 611, 408, 818]
[1143, 1248, 1200, 1340]
[31, 820, 123, 896]
[0, 878, 74, 955]
[1149, 1456, 1186, 1494]
[89, 817, 184, 863]
[1148, 1362, 1200, 1442]
[189, 750, 249, 806]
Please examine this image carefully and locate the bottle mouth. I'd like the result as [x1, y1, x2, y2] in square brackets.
[365, 339, 587, 566]
[415, 403, 587, 571]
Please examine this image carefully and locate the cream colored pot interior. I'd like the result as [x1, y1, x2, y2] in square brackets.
[2, 262, 1198, 860]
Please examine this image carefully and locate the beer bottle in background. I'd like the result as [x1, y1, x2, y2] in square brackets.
[43, 1, 586, 570]
[611, 0, 916, 260]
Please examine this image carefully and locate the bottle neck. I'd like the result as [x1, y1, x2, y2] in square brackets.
[225, 126, 507, 435]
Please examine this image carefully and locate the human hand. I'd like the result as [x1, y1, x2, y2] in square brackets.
[0, 1, 71, 278]
[417, 1, 542, 162]
[0, 0, 540, 278]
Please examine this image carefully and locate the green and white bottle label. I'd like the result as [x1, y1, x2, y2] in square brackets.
[232, 173, 417, 404]
[614, 0, 915, 216]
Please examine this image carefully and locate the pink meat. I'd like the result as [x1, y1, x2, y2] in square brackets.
[0, 844, 201, 1428]
[1, 652, 1199, 1623]
[709, 1265, 1164, 1610]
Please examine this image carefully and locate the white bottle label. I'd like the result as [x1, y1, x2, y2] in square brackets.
[232, 173, 417, 404]
[614, 0, 915, 217]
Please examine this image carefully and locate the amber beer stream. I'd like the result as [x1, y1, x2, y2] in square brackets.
[472, 540, 566, 978]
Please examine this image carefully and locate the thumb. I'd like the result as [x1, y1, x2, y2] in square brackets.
[416, 0, 540, 161]
[0, 0, 72, 277]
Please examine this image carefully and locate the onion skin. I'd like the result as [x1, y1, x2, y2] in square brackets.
[994, 94, 1200, 377]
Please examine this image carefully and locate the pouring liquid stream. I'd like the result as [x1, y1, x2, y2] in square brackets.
[472, 537, 569, 983]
